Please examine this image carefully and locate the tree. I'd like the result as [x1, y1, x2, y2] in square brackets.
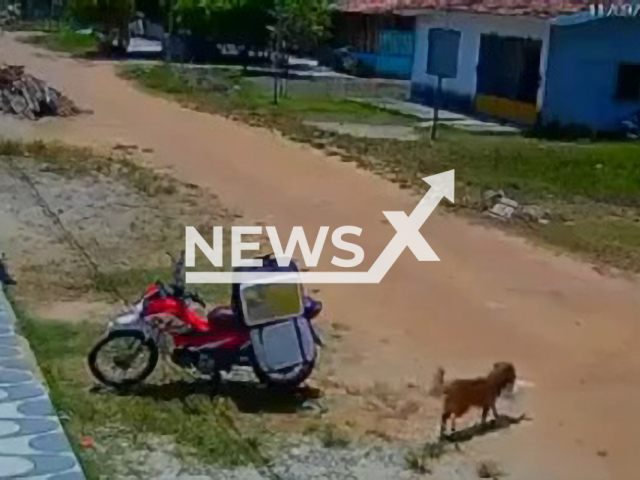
[171, 0, 270, 40]
[269, 0, 333, 103]
[68, 0, 134, 51]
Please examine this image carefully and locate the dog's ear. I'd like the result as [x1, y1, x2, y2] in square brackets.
[497, 362, 515, 372]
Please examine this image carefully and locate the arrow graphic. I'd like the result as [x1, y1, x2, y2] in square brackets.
[186, 170, 455, 284]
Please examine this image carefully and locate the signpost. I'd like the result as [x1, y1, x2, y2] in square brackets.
[426, 28, 461, 141]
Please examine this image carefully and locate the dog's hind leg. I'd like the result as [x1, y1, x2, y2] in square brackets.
[481, 406, 489, 425]
[440, 412, 450, 438]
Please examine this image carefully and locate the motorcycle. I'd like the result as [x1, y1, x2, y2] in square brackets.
[88, 252, 323, 390]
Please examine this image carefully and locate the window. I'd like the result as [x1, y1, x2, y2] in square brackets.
[616, 64, 640, 101]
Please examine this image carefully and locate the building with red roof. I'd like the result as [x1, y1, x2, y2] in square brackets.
[335, 0, 640, 130]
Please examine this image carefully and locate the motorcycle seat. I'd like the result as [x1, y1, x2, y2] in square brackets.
[207, 305, 236, 327]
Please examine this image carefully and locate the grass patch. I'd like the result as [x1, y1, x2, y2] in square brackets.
[8, 295, 268, 479]
[0, 138, 94, 159]
[405, 441, 447, 474]
[93, 264, 229, 303]
[476, 459, 506, 479]
[318, 423, 351, 449]
[120, 63, 640, 273]
[119, 64, 406, 123]
[0, 138, 179, 197]
[369, 129, 640, 205]
[19, 29, 97, 55]
[1, 20, 53, 32]
[537, 215, 640, 271]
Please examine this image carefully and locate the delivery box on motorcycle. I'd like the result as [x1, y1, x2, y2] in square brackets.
[231, 256, 316, 379]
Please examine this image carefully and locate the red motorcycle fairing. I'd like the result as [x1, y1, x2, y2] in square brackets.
[143, 284, 250, 350]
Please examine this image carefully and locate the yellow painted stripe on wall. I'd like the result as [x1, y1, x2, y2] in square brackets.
[475, 95, 538, 125]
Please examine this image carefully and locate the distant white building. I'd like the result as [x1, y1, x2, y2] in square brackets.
[409, 12, 549, 126]
[343, 0, 640, 132]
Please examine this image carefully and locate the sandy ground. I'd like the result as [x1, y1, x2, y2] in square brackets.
[0, 153, 226, 310]
[2, 33, 640, 479]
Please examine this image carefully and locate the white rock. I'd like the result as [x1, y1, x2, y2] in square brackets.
[489, 203, 515, 220]
[499, 197, 519, 208]
[519, 205, 543, 222]
[483, 189, 504, 206]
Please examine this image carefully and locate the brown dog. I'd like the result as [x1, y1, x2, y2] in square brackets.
[430, 362, 516, 438]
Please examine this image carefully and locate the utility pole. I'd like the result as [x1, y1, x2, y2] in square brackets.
[431, 76, 443, 141]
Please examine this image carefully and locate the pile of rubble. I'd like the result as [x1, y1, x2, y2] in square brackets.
[0, 3, 20, 27]
[484, 189, 550, 224]
[0, 65, 81, 120]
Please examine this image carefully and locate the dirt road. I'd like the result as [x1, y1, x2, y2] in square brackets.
[2, 33, 639, 479]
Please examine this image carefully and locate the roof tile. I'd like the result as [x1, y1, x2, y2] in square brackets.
[340, 0, 618, 17]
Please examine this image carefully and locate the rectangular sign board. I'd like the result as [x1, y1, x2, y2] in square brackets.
[427, 28, 461, 79]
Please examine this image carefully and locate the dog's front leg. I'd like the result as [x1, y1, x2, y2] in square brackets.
[481, 406, 488, 424]
[440, 412, 450, 438]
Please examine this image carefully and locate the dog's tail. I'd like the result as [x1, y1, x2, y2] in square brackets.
[428, 366, 446, 398]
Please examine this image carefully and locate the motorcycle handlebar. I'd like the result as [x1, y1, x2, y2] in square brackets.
[185, 292, 206, 309]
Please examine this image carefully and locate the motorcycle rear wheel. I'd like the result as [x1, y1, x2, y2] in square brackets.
[252, 358, 316, 390]
[88, 330, 158, 388]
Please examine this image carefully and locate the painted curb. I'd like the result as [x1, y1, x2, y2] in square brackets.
[0, 283, 85, 479]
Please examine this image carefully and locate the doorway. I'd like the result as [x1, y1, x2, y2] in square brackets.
[475, 34, 542, 124]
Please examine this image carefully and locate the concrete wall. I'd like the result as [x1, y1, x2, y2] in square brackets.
[410, 12, 550, 113]
[543, 17, 640, 131]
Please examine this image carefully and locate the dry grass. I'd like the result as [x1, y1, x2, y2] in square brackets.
[19, 29, 98, 56]
[476, 459, 506, 479]
[405, 441, 447, 474]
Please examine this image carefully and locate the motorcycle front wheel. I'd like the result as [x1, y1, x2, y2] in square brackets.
[88, 330, 158, 388]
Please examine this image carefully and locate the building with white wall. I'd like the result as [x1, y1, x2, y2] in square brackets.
[342, 0, 640, 132]
[410, 12, 551, 125]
